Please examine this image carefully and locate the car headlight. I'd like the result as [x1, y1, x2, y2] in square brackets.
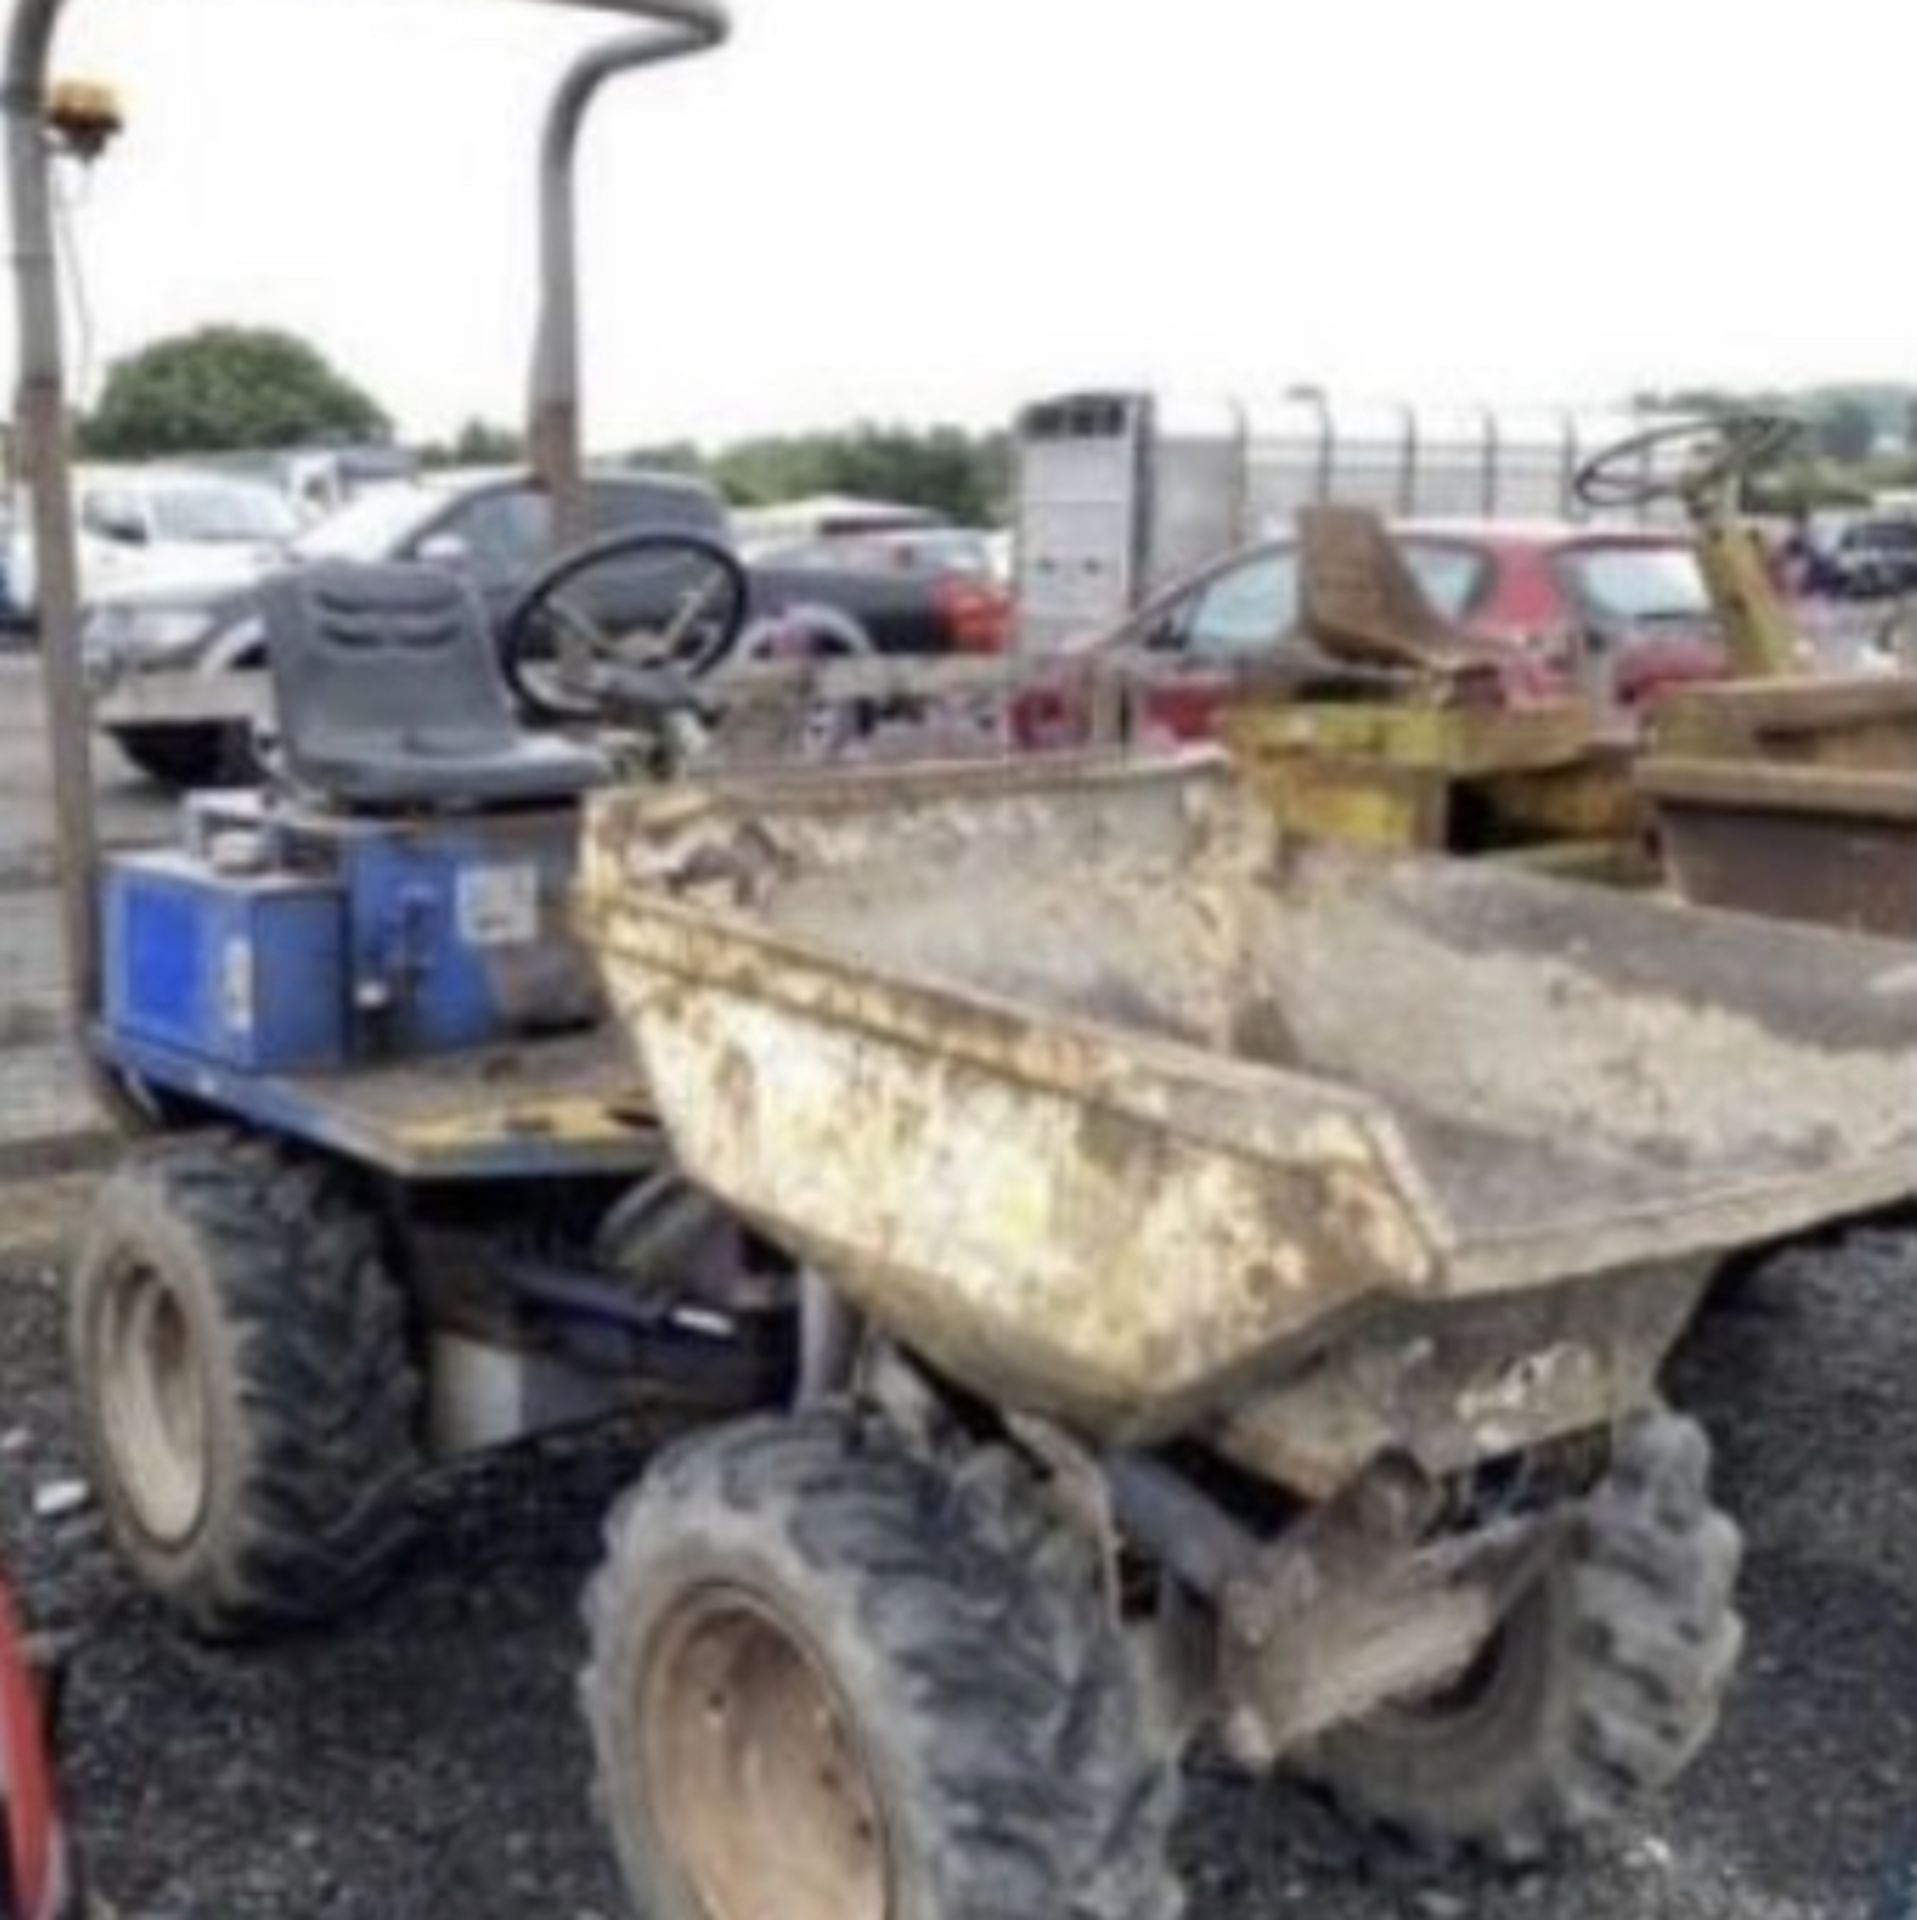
[85, 603, 219, 670]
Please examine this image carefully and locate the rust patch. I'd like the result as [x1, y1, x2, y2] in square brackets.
[1231, 998, 1302, 1069]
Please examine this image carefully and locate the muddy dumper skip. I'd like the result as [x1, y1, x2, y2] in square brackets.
[577, 753, 1917, 1912]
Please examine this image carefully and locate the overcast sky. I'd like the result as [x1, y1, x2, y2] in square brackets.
[9, 0, 1914, 450]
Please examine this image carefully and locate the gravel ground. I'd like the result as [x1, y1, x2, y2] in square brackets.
[4, 1192, 1917, 1920]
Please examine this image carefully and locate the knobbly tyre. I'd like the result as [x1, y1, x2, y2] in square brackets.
[10, 7, 1917, 1920]
[568, 752, 1916, 1914]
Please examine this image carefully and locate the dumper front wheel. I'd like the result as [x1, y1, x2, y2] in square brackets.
[1305, 1412, 1743, 1863]
[70, 1137, 419, 1639]
[582, 1412, 1183, 1920]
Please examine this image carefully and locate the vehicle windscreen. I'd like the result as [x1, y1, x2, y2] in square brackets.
[598, 482, 728, 539]
[1400, 544, 1490, 619]
[1185, 542, 1486, 660]
[294, 485, 440, 561]
[761, 532, 992, 578]
[1850, 520, 1917, 553]
[151, 485, 299, 545]
[1559, 545, 1712, 624]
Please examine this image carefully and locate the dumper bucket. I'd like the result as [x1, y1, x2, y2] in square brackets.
[1642, 677, 1917, 939]
[580, 756, 1917, 1439]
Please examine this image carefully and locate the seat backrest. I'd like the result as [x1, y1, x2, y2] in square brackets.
[1295, 504, 1493, 676]
[265, 561, 548, 807]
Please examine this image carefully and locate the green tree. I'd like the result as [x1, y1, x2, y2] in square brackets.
[417, 417, 525, 469]
[1631, 386, 1794, 423]
[1631, 383, 1917, 472]
[622, 440, 709, 479]
[1812, 398, 1880, 466]
[711, 424, 1008, 523]
[81, 326, 390, 460]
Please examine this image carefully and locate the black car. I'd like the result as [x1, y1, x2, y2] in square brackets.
[0, 504, 28, 640]
[1807, 517, 1917, 600]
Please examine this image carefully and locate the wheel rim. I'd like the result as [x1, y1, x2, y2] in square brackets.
[639, 1584, 891, 1920]
[1363, 1582, 1547, 1750]
[97, 1260, 210, 1547]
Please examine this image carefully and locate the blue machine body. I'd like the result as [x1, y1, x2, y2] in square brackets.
[100, 793, 605, 1134]
[105, 853, 347, 1072]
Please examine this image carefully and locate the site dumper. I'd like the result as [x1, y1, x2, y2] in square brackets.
[574, 753, 1917, 1909]
[1221, 503, 1656, 882]
[1588, 417, 1917, 939]
[12, 2, 1917, 1914]
[1224, 415, 1917, 933]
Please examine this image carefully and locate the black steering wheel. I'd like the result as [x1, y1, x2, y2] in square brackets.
[1574, 414, 1801, 512]
[499, 527, 750, 724]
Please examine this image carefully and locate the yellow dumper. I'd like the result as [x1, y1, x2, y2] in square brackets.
[1642, 676, 1917, 938]
[1227, 417, 1917, 937]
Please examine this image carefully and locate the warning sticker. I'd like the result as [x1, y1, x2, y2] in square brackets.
[456, 865, 541, 948]
[221, 935, 255, 1037]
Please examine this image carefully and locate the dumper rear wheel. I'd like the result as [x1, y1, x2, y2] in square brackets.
[582, 1411, 1183, 1920]
[70, 1136, 419, 1640]
[1304, 1412, 1743, 1863]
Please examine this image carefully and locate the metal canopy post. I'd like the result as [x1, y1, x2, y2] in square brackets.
[531, 1, 729, 550]
[3, 0, 731, 1041]
[6, 0, 96, 1029]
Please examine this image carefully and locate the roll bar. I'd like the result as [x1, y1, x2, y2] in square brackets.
[533, 4, 729, 549]
[3, 0, 729, 1032]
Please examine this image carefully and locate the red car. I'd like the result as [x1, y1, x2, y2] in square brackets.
[1056, 520, 1725, 745]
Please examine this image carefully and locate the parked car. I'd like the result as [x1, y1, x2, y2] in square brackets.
[1805, 516, 1917, 600]
[763, 525, 1003, 583]
[8, 466, 299, 615]
[0, 504, 26, 637]
[1064, 520, 1726, 744]
[87, 468, 1010, 787]
[745, 525, 1013, 658]
[732, 493, 947, 555]
[181, 445, 421, 526]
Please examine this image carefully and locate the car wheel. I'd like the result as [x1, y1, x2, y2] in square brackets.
[109, 722, 259, 791]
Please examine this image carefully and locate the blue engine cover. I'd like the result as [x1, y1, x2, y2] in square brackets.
[100, 799, 597, 1076]
[338, 817, 595, 1056]
[105, 852, 348, 1072]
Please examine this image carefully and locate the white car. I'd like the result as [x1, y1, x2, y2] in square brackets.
[180, 446, 421, 527]
[8, 466, 298, 613]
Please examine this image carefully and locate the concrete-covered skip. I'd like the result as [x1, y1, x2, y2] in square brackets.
[580, 755, 1917, 1460]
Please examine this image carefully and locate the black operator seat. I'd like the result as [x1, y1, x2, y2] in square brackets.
[263, 562, 609, 811]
